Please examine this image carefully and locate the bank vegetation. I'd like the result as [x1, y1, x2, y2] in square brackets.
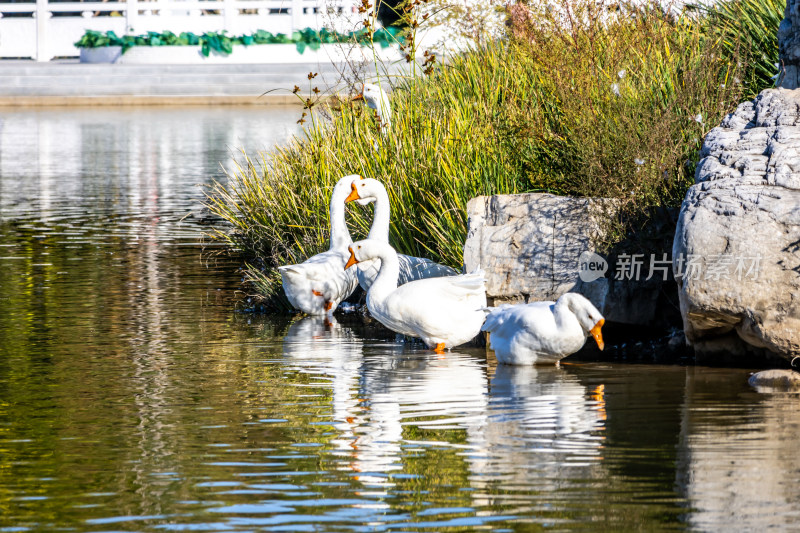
[206, 0, 782, 309]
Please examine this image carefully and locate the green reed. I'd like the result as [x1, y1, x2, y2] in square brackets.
[206, 2, 754, 306]
[691, 0, 784, 95]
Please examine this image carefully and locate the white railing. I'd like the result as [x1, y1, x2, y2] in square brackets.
[0, 0, 360, 61]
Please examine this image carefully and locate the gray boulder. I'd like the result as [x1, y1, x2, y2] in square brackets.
[463, 193, 603, 303]
[748, 369, 800, 392]
[673, 88, 800, 362]
[779, 0, 800, 89]
[463, 193, 675, 327]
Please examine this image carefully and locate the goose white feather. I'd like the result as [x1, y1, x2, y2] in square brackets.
[482, 293, 605, 365]
[345, 176, 458, 290]
[345, 239, 487, 352]
[354, 83, 391, 132]
[278, 175, 360, 316]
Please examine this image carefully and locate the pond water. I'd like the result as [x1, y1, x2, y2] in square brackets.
[1, 107, 800, 532]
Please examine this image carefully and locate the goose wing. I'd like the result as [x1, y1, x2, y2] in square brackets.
[279, 249, 358, 314]
[482, 302, 564, 363]
[376, 272, 486, 338]
[425, 270, 486, 301]
[397, 254, 459, 285]
[481, 304, 515, 333]
[358, 254, 458, 291]
[483, 301, 556, 332]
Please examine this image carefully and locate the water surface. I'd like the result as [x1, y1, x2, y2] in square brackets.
[1, 107, 799, 532]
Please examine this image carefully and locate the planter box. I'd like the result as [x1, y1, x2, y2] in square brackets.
[80, 46, 123, 63]
[79, 43, 402, 64]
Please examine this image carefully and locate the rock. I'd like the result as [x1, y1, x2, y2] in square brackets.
[463, 193, 676, 327]
[748, 369, 800, 392]
[673, 88, 800, 363]
[779, 0, 800, 89]
[464, 193, 603, 303]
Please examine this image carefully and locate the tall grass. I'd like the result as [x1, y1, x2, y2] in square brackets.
[502, 3, 748, 236]
[692, 0, 784, 95]
[206, 1, 753, 307]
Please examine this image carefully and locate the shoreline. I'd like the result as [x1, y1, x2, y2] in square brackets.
[0, 59, 394, 106]
[0, 94, 308, 107]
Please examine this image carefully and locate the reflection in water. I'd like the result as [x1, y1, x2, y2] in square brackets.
[1, 108, 799, 531]
[281, 317, 490, 491]
[483, 365, 604, 457]
[488, 365, 605, 446]
[677, 368, 800, 530]
[467, 365, 606, 511]
[281, 316, 366, 474]
[0, 106, 300, 239]
[356, 349, 489, 487]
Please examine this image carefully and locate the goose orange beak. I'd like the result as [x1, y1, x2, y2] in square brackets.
[590, 318, 605, 351]
[345, 248, 359, 269]
[352, 93, 364, 102]
[345, 181, 360, 203]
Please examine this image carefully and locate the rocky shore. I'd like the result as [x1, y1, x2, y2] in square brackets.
[459, 0, 800, 369]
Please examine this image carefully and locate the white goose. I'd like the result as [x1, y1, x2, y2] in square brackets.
[482, 293, 605, 365]
[278, 175, 360, 316]
[344, 176, 458, 290]
[353, 83, 391, 132]
[345, 239, 487, 352]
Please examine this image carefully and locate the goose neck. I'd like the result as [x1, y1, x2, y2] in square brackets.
[329, 183, 353, 250]
[368, 245, 400, 297]
[553, 297, 575, 332]
[367, 186, 391, 242]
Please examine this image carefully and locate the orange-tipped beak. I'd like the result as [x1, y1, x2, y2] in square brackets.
[352, 93, 364, 102]
[345, 181, 360, 203]
[312, 290, 323, 297]
[590, 318, 605, 351]
[345, 248, 359, 270]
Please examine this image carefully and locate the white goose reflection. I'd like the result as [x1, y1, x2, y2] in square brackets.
[467, 364, 607, 493]
[353, 350, 490, 486]
[281, 322, 489, 490]
[280, 323, 607, 498]
[281, 316, 364, 448]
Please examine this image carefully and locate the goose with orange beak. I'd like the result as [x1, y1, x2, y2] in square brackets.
[278, 175, 361, 316]
[481, 293, 605, 365]
[345, 239, 487, 353]
[344, 176, 457, 290]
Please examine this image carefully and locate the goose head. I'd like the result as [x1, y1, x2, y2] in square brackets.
[278, 265, 332, 314]
[333, 173, 370, 206]
[333, 174, 361, 193]
[562, 293, 605, 350]
[345, 239, 391, 270]
[344, 176, 383, 206]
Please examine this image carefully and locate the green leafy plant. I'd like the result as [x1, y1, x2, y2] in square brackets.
[75, 27, 403, 56]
